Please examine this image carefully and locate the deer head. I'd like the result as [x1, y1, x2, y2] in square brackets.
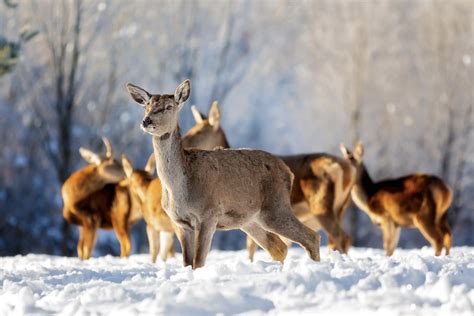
[182, 101, 229, 150]
[340, 142, 364, 168]
[126, 80, 190, 137]
[79, 137, 125, 182]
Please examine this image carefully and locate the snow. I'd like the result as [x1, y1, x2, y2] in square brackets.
[0, 247, 473, 315]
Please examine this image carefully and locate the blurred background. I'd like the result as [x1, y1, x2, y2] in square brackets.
[0, 0, 472, 256]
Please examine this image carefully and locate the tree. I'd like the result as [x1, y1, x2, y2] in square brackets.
[0, 0, 38, 76]
[419, 0, 473, 229]
[14, 0, 87, 255]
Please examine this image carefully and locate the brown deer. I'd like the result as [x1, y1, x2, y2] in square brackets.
[186, 104, 354, 260]
[121, 154, 176, 263]
[61, 138, 141, 259]
[126, 79, 320, 269]
[182, 102, 230, 150]
[340, 142, 452, 256]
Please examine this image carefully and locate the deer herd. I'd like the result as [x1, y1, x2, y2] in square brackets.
[61, 79, 453, 269]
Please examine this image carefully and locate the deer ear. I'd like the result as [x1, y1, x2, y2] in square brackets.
[339, 143, 350, 158]
[79, 147, 101, 165]
[174, 79, 190, 105]
[354, 142, 364, 160]
[208, 101, 220, 131]
[102, 137, 113, 159]
[144, 154, 155, 176]
[126, 83, 151, 105]
[191, 105, 203, 124]
[121, 155, 134, 178]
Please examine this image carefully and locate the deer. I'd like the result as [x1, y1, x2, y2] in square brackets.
[120, 104, 230, 263]
[121, 154, 176, 263]
[187, 103, 355, 260]
[340, 142, 452, 256]
[61, 138, 141, 259]
[126, 79, 320, 269]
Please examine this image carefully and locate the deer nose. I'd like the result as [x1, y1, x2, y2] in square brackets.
[142, 117, 152, 127]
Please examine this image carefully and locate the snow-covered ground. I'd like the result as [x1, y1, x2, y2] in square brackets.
[0, 247, 473, 315]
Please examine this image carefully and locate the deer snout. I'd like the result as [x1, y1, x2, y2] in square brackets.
[142, 117, 152, 128]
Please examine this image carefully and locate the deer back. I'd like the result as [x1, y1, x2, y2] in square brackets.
[178, 148, 293, 219]
[280, 153, 355, 207]
[61, 165, 110, 206]
[368, 174, 452, 226]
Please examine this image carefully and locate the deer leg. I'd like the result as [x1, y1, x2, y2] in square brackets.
[313, 206, 350, 253]
[389, 228, 401, 256]
[439, 214, 452, 255]
[301, 178, 348, 253]
[115, 230, 132, 258]
[241, 222, 288, 263]
[112, 219, 132, 257]
[167, 234, 176, 258]
[414, 214, 443, 256]
[82, 219, 98, 260]
[246, 236, 259, 262]
[175, 226, 194, 267]
[258, 206, 320, 261]
[193, 222, 216, 269]
[381, 219, 400, 256]
[146, 225, 160, 263]
[337, 191, 353, 225]
[324, 210, 347, 252]
[336, 200, 353, 253]
[159, 231, 175, 261]
[71, 205, 94, 259]
[315, 213, 346, 252]
[327, 236, 337, 251]
[77, 226, 85, 259]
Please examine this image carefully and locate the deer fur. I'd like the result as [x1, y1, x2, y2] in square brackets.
[61, 138, 140, 259]
[186, 105, 354, 260]
[122, 154, 176, 263]
[182, 102, 230, 150]
[126, 80, 320, 269]
[340, 142, 453, 256]
[247, 154, 355, 260]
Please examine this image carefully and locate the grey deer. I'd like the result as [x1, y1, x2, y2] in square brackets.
[121, 102, 230, 263]
[126, 79, 321, 269]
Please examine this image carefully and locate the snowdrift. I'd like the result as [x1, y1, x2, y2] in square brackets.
[0, 247, 473, 315]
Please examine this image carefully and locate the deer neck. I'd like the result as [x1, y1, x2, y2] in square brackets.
[89, 171, 108, 188]
[220, 132, 230, 149]
[152, 127, 189, 200]
[351, 163, 375, 214]
[126, 183, 145, 223]
[134, 176, 152, 206]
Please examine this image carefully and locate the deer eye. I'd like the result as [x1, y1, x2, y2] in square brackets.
[166, 105, 173, 110]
